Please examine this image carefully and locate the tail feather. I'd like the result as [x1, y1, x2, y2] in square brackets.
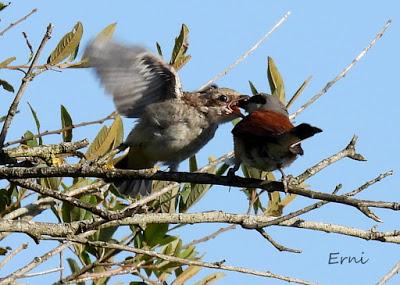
[114, 179, 152, 197]
[112, 148, 155, 197]
[290, 123, 322, 140]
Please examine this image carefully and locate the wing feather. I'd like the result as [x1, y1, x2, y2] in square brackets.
[85, 41, 182, 118]
[232, 111, 293, 141]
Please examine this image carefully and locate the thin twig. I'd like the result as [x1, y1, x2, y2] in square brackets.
[376, 261, 400, 285]
[60, 238, 318, 285]
[11, 180, 112, 221]
[66, 267, 138, 284]
[290, 19, 391, 119]
[263, 170, 392, 227]
[0, 243, 28, 270]
[18, 267, 63, 278]
[55, 234, 136, 285]
[256, 228, 301, 253]
[0, 23, 53, 147]
[0, 231, 95, 285]
[4, 112, 116, 147]
[0, 9, 37, 37]
[286, 76, 312, 109]
[1, 164, 399, 216]
[22, 32, 34, 61]
[185, 225, 236, 247]
[198, 11, 291, 90]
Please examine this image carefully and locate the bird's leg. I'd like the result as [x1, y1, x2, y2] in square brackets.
[278, 168, 289, 193]
[227, 157, 241, 178]
[169, 163, 179, 172]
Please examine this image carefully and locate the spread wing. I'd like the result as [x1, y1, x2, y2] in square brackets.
[85, 41, 183, 118]
[232, 111, 294, 142]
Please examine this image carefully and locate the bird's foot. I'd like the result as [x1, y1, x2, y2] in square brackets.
[278, 168, 293, 194]
[227, 167, 239, 179]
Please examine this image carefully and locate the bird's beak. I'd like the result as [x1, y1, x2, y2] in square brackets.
[228, 95, 249, 117]
[236, 95, 250, 108]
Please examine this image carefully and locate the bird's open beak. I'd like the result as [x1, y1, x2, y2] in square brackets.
[236, 95, 250, 108]
[228, 95, 249, 116]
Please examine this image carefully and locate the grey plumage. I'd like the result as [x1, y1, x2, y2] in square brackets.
[85, 41, 182, 118]
[85, 40, 247, 197]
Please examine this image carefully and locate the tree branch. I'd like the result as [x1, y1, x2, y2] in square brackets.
[2, 213, 399, 244]
[0, 243, 28, 270]
[290, 19, 391, 119]
[0, 231, 95, 285]
[376, 261, 400, 285]
[0, 9, 37, 37]
[199, 11, 291, 90]
[4, 112, 116, 147]
[1, 139, 88, 164]
[53, 238, 318, 285]
[1, 164, 398, 216]
[0, 23, 53, 147]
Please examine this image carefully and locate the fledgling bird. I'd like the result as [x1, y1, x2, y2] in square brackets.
[230, 93, 322, 191]
[85, 40, 248, 197]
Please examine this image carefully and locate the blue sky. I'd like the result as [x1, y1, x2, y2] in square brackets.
[1, 1, 399, 284]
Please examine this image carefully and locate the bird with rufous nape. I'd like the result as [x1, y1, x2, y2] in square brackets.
[229, 93, 322, 192]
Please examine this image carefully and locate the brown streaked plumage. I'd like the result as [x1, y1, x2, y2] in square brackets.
[85, 40, 248, 197]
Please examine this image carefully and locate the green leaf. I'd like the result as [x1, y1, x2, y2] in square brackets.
[264, 192, 296, 217]
[0, 247, 10, 255]
[27, 102, 42, 145]
[267, 57, 285, 104]
[85, 126, 109, 160]
[156, 42, 163, 57]
[0, 57, 16, 68]
[0, 188, 12, 214]
[61, 195, 97, 223]
[189, 155, 198, 172]
[144, 223, 169, 247]
[60, 105, 73, 142]
[0, 79, 14, 93]
[174, 266, 201, 285]
[194, 272, 225, 285]
[170, 24, 190, 70]
[93, 22, 117, 44]
[0, 2, 10, 11]
[40, 177, 61, 191]
[67, 258, 85, 285]
[248, 80, 258, 95]
[47, 22, 84, 65]
[85, 115, 123, 160]
[110, 115, 124, 149]
[286, 76, 312, 109]
[179, 156, 218, 212]
[69, 43, 80, 61]
[22, 131, 38, 147]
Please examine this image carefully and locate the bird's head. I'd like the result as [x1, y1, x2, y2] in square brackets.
[238, 93, 288, 116]
[195, 85, 249, 123]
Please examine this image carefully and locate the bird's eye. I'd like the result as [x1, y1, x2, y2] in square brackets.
[218, 95, 228, 102]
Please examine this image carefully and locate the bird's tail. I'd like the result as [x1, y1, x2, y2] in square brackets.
[113, 178, 152, 197]
[112, 148, 154, 197]
[290, 123, 322, 140]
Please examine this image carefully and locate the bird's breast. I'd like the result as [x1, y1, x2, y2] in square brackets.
[124, 100, 216, 165]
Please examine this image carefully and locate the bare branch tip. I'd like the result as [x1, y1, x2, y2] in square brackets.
[360, 206, 382, 223]
[350, 153, 367, 162]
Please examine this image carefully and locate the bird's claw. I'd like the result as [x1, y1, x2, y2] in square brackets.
[227, 168, 238, 179]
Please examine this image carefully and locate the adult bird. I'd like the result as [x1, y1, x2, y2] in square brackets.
[230, 93, 322, 191]
[85, 40, 248, 197]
